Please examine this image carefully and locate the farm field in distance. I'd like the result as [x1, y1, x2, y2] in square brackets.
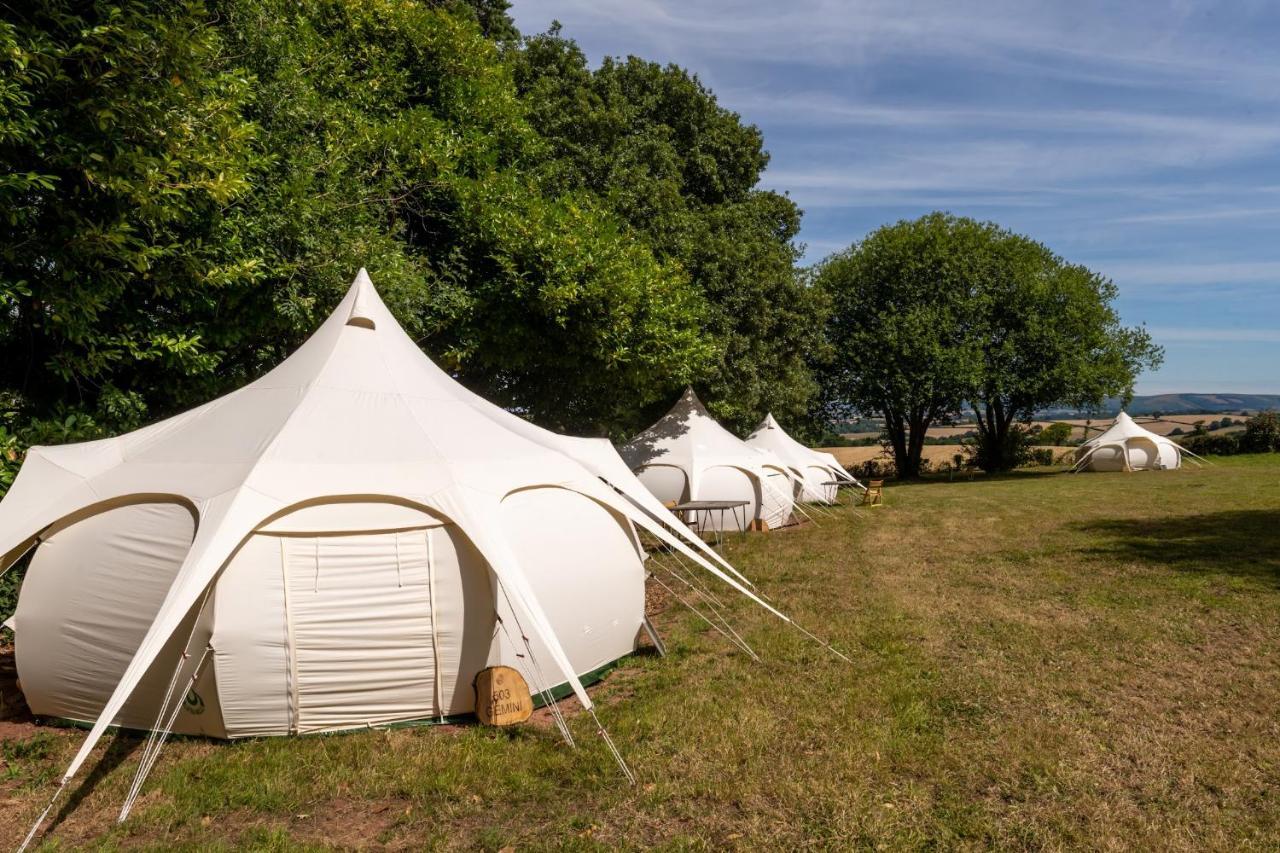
[3, 456, 1279, 849]
[838, 411, 1251, 444]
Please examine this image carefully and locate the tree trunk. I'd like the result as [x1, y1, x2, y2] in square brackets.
[905, 408, 930, 478]
[972, 398, 1022, 472]
[882, 407, 915, 479]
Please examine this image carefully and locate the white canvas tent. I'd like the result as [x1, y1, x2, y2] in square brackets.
[1, 272, 800, 832]
[620, 389, 796, 531]
[745, 413, 863, 503]
[1073, 411, 1205, 472]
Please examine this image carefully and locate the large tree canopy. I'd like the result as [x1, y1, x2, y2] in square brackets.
[818, 213, 1161, 476]
[967, 231, 1162, 471]
[216, 0, 712, 434]
[513, 31, 829, 433]
[0, 1, 263, 427]
[816, 214, 987, 478]
[0, 0, 716, 445]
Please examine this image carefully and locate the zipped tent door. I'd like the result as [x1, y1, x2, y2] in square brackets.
[284, 532, 436, 732]
[214, 518, 496, 738]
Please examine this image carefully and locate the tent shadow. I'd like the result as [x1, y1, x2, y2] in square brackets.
[47, 731, 143, 832]
[617, 390, 695, 466]
[1070, 509, 1280, 585]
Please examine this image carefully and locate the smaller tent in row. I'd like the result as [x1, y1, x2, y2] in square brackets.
[1073, 412, 1206, 472]
[745, 413, 862, 503]
[620, 389, 797, 531]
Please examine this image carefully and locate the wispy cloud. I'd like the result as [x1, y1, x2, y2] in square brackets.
[1148, 326, 1280, 343]
[1107, 206, 1280, 225]
[523, 0, 1280, 95]
[512, 0, 1280, 393]
[1100, 261, 1280, 287]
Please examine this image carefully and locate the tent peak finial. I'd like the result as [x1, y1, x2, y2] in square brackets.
[346, 269, 377, 330]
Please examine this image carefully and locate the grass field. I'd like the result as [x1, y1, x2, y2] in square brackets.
[3, 456, 1279, 850]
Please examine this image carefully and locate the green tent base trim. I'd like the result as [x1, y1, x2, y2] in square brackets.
[44, 657, 624, 740]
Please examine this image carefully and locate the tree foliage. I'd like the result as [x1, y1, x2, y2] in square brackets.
[0, 1, 263, 429]
[966, 228, 1162, 471]
[513, 32, 829, 433]
[0, 0, 718, 449]
[818, 213, 1161, 476]
[816, 214, 988, 477]
[216, 0, 711, 434]
[1241, 410, 1280, 453]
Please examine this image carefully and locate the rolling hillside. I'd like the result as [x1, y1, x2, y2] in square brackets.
[1039, 393, 1280, 418]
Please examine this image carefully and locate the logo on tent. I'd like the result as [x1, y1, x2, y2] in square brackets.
[184, 689, 206, 716]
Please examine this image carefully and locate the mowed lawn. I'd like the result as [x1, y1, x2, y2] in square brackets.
[3, 456, 1279, 850]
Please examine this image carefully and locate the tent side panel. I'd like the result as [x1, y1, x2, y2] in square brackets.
[634, 464, 688, 505]
[422, 524, 495, 716]
[498, 488, 644, 684]
[1086, 444, 1127, 472]
[14, 501, 225, 737]
[697, 466, 760, 530]
[1127, 438, 1160, 470]
[803, 466, 838, 503]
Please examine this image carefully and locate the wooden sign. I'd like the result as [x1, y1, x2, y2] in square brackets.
[473, 666, 532, 726]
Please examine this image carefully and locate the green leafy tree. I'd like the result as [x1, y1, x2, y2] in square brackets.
[816, 214, 985, 477]
[1, 0, 714, 446]
[1241, 410, 1280, 453]
[1036, 422, 1074, 446]
[0, 1, 264, 430]
[513, 31, 828, 433]
[818, 213, 1161, 475]
[216, 0, 712, 435]
[966, 229, 1161, 471]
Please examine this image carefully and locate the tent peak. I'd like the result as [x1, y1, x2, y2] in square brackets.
[676, 386, 710, 416]
[346, 268, 379, 330]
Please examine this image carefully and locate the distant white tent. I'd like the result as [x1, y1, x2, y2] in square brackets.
[620, 389, 796, 531]
[1073, 411, 1205, 472]
[1, 272, 804, 837]
[745, 413, 862, 503]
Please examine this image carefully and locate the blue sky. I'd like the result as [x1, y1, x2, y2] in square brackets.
[510, 0, 1280, 395]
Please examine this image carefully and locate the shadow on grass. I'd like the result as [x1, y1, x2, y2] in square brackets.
[873, 468, 1069, 489]
[1072, 510, 1280, 584]
[47, 731, 143, 833]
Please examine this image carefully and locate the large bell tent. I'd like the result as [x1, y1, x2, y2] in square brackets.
[0, 271, 807, 835]
[620, 389, 797, 531]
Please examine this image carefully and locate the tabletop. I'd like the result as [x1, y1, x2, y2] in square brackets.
[671, 500, 751, 510]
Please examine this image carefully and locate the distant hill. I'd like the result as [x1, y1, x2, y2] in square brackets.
[1038, 393, 1280, 418]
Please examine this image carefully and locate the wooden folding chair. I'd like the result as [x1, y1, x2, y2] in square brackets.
[860, 479, 884, 507]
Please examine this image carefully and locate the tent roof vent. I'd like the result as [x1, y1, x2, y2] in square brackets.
[346, 268, 377, 330]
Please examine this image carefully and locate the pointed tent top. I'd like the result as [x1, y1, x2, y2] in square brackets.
[346, 267, 378, 329]
[761, 413, 779, 430]
[1084, 410, 1176, 447]
[669, 386, 710, 419]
